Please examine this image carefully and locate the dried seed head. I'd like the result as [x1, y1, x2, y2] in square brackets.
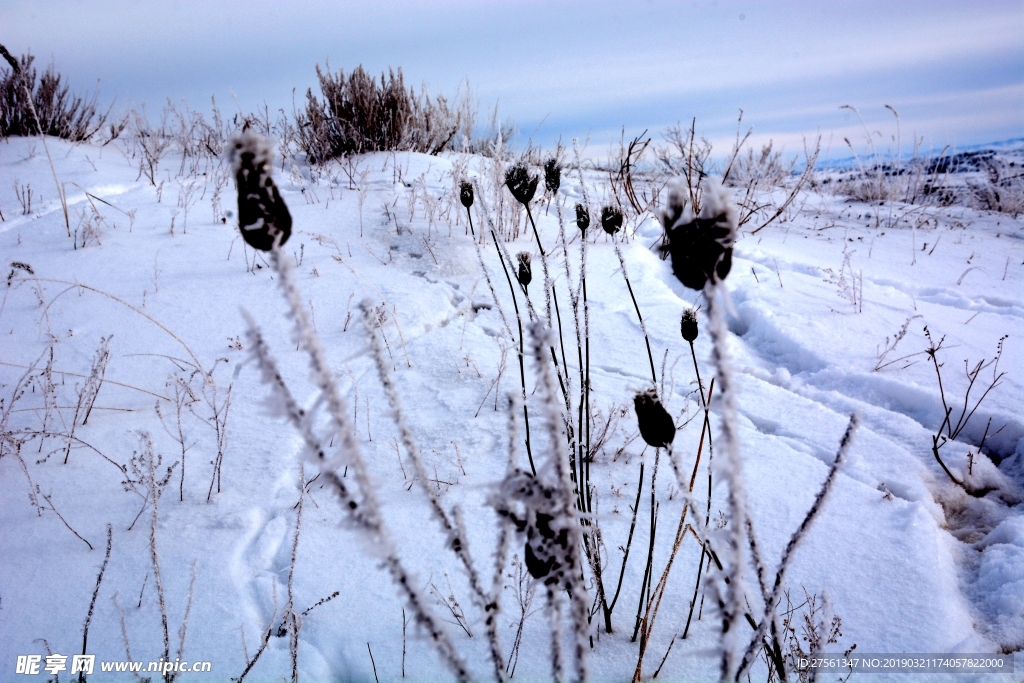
[493, 470, 576, 586]
[505, 162, 539, 205]
[633, 388, 676, 450]
[516, 251, 533, 289]
[601, 205, 623, 235]
[229, 131, 292, 251]
[543, 158, 560, 195]
[524, 510, 570, 581]
[459, 180, 474, 208]
[575, 204, 590, 233]
[658, 177, 737, 290]
[681, 308, 698, 342]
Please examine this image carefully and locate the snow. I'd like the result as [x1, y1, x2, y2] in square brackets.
[1, 134, 1022, 681]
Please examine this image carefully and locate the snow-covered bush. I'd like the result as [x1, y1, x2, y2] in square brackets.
[0, 47, 108, 141]
[294, 65, 473, 163]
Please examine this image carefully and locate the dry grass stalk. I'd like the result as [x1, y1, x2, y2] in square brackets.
[735, 414, 860, 681]
[362, 300, 508, 679]
[241, 204, 476, 678]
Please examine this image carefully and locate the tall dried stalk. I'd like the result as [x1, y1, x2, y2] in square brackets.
[247, 242, 473, 682]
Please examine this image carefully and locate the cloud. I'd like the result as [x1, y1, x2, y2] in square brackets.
[1, 0, 1019, 151]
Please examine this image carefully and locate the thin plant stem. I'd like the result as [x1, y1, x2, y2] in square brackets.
[79, 525, 112, 682]
[614, 245, 657, 388]
[604, 461, 644, 633]
[490, 225, 535, 475]
[734, 414, 860, 681]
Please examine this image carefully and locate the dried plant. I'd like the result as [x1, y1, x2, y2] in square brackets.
[543, 158, 561, 196]
[822, 250, 863, 313]
[129, 105, 173, 186]
[658, 177, 737, 290]
[0, 44, 71, 235]
[515, 252, 532, 292]
[680, 308, 698, 344]
[924, 328, 1008, 496]
[874, 315, 923, 371]
[575, 204, 590, 233]
[600, 204, 623, 236]
[295, 64, 469, 162]
[0, 49, 108, 140]
[228, 130, 293, 251]
[633, 389, 675, 450]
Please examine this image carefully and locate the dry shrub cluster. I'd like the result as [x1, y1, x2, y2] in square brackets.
[294, 65, 477, 163]
[0, 51, 110, 141]
[823, 106, 1024, 217]
[828, 150, 1024, 218]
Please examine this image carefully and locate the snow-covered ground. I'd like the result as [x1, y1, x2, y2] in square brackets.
[1, 135, 1021, 682]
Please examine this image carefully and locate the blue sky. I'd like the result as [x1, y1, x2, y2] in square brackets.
[3, 0, 1021, 157]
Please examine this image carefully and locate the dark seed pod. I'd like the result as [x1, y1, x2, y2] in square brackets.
[658, 178, 737, 290]
[525, 541, 555, 579]
[633, 388, 676, 450]
[601, 205, 623, 235]
[505, 162, 539, 205]
[229, 131, 292, 251]
[575, 204, 590, 233]
[494, 470, 577, 588]
[459, 180, 474, 208]
[516, 252, 532, 289]
[543, 158, 560, 195]
[525, 511, 569, 582]
[681, 308, 698, 342]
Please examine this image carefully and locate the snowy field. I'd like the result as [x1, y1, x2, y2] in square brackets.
[1, 133, 1022, 683]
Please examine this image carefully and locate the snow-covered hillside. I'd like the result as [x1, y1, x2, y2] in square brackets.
[1, 134, 1022, 682]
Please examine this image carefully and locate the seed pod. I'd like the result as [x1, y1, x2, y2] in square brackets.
[494, 470, 576, 586]
[505, 162, 539, 205]
[229, 131, 292, 251]
[575, 204, 590, 233]
[681, 308, 698, 342]
[658, 178, 737, 290]
[524, 510, 569, 582]
[543, 158, 560, 195]
[601, 205, 623, 235]
[516, 252, 532, 290]
[459, 180, 474, 208]
[633, 388, 676, 450]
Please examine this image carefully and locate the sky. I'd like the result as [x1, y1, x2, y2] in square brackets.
[3, 0, 1022, 159]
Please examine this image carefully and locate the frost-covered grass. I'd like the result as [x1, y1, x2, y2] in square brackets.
[1, 123, 1022, 683]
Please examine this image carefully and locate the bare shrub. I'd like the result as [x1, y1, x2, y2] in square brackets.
[128, 105, 172, 185]
[656, 120, 714, 212]
[295, 64, 472, 162]
[0, 50, 109, 141]
[768, 588, 855, 683]
[967, 155, 1024, 217]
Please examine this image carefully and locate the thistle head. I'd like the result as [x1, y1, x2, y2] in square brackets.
[600, 205, 623, 235]
[459, 180, 474, 208]
[229, 131, 292, 251]
[575, 204, 590, 233]
[659, 177, 737, 290]
[543, 158, 560, 195]
[633, 388, 675, 450]
[680, 308, 698, 342]
[516, 252, 533, 289]
[505, 162, 538, 205]
[493, 470, 576, 586]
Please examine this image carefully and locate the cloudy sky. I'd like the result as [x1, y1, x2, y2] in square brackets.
[3, 0, 1022, 157]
